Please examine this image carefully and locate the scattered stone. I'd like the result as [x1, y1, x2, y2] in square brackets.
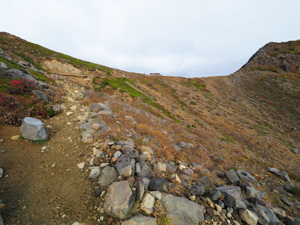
[66, 111, 73, 116]
[20, 117, 48, 141]
[140, 177, 150, 190]
[189, 195, 196, 201]
[210, 188, 222, 201]
[10, 135, 19, 140]
[272, 207, 286, 218]
[255, 208, 270, 225]
[161, 193, 204, 225]
[89, 167, 101, 179]
[171, 174, 181, 183]
[77, 162, 85, 170]
[206, 197, 215, 208]
[150, 191, 162, 200]
[141, 193, 155, 214]
[236, 170, 258, 183]
[225, 169, 241, 184]
[90, 103, 113, 116]
[246, 187, 265, 199]
[114, 154, 135, 177]
[104, 181, 134, 219]
[189, 185, 206, 196]
[121, 214, 157, 225]
[240, 209, 258, 225]
[32, 90, 52, 102]
[235, 200, 247, 210]
[157, 162, 167, 172]
[137, 181, 145, 200]
[149, 177, 165, 191]
[98, 166, 118, 187]
[267, 167, 291, 182]
[217, 186, 243, 200]
[138, 163, 155, 179]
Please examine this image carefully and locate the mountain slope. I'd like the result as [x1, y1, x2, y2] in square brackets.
[0, 33, 300, 220]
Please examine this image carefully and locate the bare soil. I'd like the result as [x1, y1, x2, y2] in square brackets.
[0, 106, 96, 224]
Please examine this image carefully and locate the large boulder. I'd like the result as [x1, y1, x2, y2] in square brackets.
[90, 103, 113, 116]
[20, 117, 48, 141]
[104, 181, 134, 219]
[121, 214, 157, 225]
[161, 193, 204, 225]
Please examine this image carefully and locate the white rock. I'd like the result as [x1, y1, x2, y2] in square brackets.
[89, 167, 101, 179]
[77, 162, 85, 169]
[157, 162, 167, 172]
[66, 112, 73, 116]
[141, 193, 155, 215]
[20, 117, 48, 141]
[70, 106, 77, 111]
[0, 168, 3, 178]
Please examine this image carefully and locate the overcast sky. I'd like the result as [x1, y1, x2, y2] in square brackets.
[1, 0, 300, 77]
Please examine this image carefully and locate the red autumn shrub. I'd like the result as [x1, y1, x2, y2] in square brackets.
[10, 80, 24, 94]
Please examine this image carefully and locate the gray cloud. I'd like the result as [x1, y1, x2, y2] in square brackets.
[2, 0, 300, 77]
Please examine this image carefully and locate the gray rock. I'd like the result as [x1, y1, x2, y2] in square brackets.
[117, 140, 135, 148]
[0, 62, 8, 69]
[210, 188, 222, 201]
[137, 181, 144, 200]
[20, 117, 48, 141]
[114, 151, 122, 159]
[255, 209, 270, 225]
[265, 209, 282, 225]
[240, 209, 258, 225]
[0, 168, 3, 178]
[161, 193, 204, 225]
[181, 167, 194, 176]
[51, 105, 62, 113]
[216, 186, 243, 200]
[246, 187, 265, 199]
[98, 166, 118, 187]
[140, 177, 150, 190]
[224, 193, 236, 208]
[114, 154, 135, 177]
[225, 169, 241, 184]
[236, 170, 257, 183]
[197, 176, 215, 188]
[121, 214, 157, 225]
[150, 191, 162, 200]
[141, 193, 155, 214]
[189, 185, 206, 196]
[149, 177, 165, 191]
[268, 167, 291, 182]
[104, 181, 134, 219]
[290, 148, 299, 154]
[235, 200, 247, 209]
[90, 103, 113, 116]
[89, 167, 101, 179]
[165, 163, 178, 173]
[32, 90, 52, 102]
[138, 163, 155, 179]
[78, 122, 93, 131]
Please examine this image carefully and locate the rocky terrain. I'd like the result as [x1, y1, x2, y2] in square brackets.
[0, 32, 300, 225]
